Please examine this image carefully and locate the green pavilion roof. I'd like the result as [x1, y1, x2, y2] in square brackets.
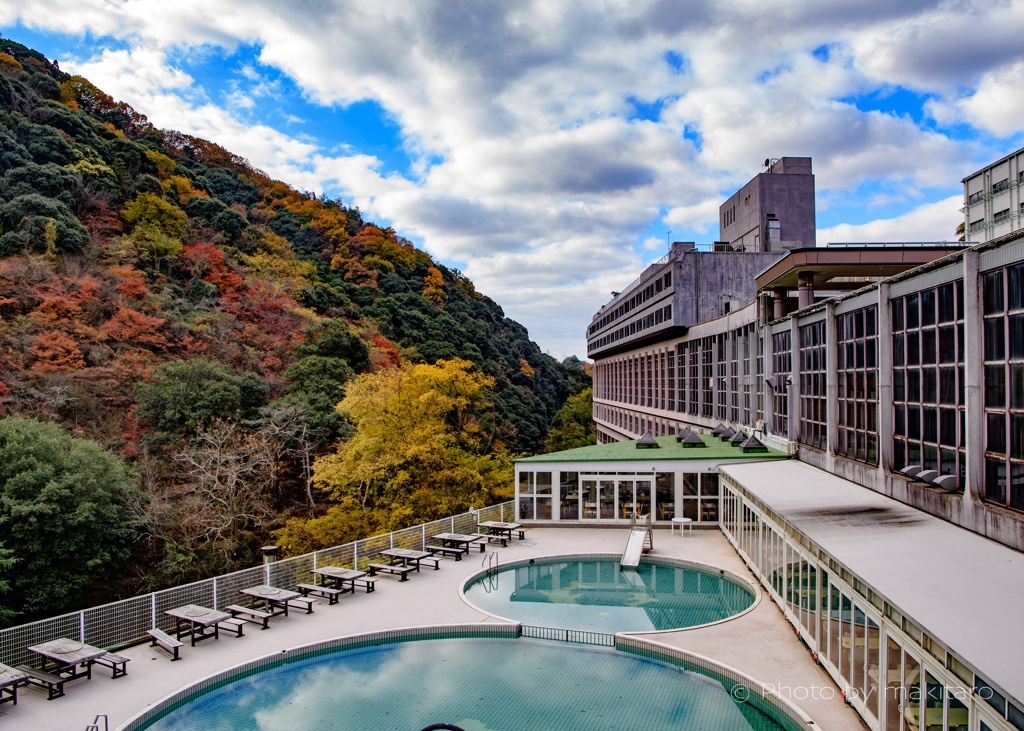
[516, 434, 789, 463]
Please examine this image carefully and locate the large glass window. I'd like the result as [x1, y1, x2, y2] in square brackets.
[679, 473, 719, 523]
[702, 337, 714, 418]
[771, 330, 792, 437]
[837, 305, 879, 464]
[983, 263, 1024, 511]
[893, 285, 965, 482]
[799, 320, 827, 450]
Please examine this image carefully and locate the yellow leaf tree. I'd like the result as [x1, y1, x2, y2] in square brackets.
[277, 358, 513, 554]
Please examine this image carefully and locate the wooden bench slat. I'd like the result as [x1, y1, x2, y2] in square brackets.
[367, 563, 415, 581]
[95, 652, 130, 678]
[226, 604, 273, 630]
[148, 628, 183, 661]
[16, 665, 64, 700]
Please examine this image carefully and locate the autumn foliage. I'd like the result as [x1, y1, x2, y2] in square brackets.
[0, 37, 591, 620]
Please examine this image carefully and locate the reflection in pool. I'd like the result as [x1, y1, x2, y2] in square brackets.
[463, 557, 755, 633]
[146, 638, 789, 731]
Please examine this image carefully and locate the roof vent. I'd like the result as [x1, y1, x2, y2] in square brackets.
[675, 427, 693, 442]
[931, 474, 958, 491]
[712, 423, 727, 436]
[730, 430, 746, 447]
[740, 435, 768, 453]
[679, 432, 706, 448]
[636, 432, 659, 449]
[720, 427, 736, 441]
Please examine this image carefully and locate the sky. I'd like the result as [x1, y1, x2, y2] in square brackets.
[2, 1, 1023, 359]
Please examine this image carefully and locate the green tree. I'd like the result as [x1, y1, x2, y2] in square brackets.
[0, 545, 15, 626]
[134, 358, 270, 439]
[0, 416, 143, 620]
[543, 387, 596, 452]
[294, 320, 371, 373]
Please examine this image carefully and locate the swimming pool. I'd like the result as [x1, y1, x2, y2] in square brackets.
[462, 555, 757, 633]
[133, 633, 799, 731]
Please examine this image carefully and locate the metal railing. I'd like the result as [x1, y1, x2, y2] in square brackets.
[0, 502, 514, 668]
[521, 625, 615, 647]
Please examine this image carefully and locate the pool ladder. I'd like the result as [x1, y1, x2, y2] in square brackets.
[480, 551, 499, 593]
[85, 715, 108, 731]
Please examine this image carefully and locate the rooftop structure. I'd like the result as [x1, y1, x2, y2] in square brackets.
[720, 157, 815, 253]
[963, 144, 1024, 243]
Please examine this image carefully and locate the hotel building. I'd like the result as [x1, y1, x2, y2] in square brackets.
[515, 155, 1024, 731]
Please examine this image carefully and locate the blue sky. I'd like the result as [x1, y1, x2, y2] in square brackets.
[2, 2, 1023, 358]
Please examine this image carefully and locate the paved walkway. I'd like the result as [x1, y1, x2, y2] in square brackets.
[2, 527, 867, 730]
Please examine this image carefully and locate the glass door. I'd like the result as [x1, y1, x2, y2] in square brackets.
[581, 480, 597, 519]
[599, 480, 616, 519]
[635, 479, 651, 518]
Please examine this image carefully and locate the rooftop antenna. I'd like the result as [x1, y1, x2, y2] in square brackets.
[666, 230, 671, 249]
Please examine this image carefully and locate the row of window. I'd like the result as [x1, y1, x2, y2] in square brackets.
[594, 263, 1024, 511]
[587, 271, 673, 336]
[587, 304, 673, 352]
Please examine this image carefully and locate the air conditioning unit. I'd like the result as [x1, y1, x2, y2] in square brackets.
[754, 419, 764, 432]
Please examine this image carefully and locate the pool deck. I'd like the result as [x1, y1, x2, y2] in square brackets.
[3, 527, 867, 730]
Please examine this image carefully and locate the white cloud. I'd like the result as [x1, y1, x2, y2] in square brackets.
[9, 0, 1022, 357]
[929, 59, 1024, 138]
[816, 195, 963, 245]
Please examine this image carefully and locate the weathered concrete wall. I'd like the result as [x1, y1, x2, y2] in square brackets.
[720, 157, 816, 251]
[674, 251, 783, 326]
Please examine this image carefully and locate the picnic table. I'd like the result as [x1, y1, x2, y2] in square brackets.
[0, 663, 26, 705]
[27, 638, 107, 682]
[165, 604, 233, 646]
[313, 566, 369, 593]
[239, 585, 300, 617]
[431, 532, 487, 554]
[379, 548, 439, 571]
[477, 521, 525, 540]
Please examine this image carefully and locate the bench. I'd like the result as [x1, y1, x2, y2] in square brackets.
[147, 629, 183, 661]
[225, 604, 273, 630]
[94, 652, 129, 679]
[472, 532, 508, 547]
[366, 563, 415, 581]
[296, 583, 343, 604]
[425, 545, 466, 560]
[16, 665, 64, 700]
[412, 556, 442, 570]
[218, 617, 246, 637]
[287, 596, 316, 614]
[351, 577, 377, 593]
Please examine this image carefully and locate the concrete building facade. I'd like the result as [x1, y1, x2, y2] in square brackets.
[963, 145, 1024, 243]
[719, 157, 816, 252]
[562, 154, 1024, 731]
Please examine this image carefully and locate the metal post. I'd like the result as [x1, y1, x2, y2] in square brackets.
[80, 611, 85, 642]
[151, 594, 156, 630]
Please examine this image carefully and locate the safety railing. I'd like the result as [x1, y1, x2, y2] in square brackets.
[0, 501, 514, 668]
[521, 625, 615, 647]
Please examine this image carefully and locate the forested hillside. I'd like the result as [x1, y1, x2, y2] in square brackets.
[0, 40, 588, 623]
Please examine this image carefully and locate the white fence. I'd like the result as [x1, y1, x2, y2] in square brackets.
[0, 501, 514, 667]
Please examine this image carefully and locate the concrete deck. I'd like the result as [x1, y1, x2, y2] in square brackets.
[2, 528, 867, 730]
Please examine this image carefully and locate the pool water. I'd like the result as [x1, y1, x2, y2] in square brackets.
[145, 638, 790, 730]
[463, 558, 755, 633]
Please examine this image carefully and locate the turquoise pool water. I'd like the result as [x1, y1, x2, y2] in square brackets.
[463, 558, 755, 633]
[144, 638, 790, 730]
